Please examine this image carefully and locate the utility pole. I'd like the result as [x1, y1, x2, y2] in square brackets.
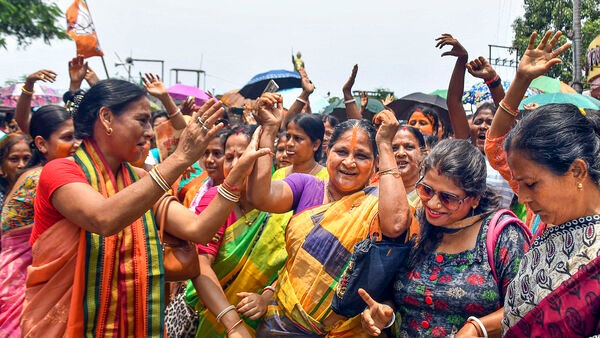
[572, 0, 583, 93]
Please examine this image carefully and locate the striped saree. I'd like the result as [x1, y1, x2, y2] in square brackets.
[21, 139, 164, 337]
[185, 209, 275, 337]
[259, 186, 380, 337]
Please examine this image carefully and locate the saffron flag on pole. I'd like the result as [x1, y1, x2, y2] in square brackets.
[66, 0, 104, 58]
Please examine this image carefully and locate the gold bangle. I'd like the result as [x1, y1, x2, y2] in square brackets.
[380, 170, 401, 178]
[499, 100, 518, 117]
[378, 167, 398, 175]
[168, 108, 182, 118]
[21, 86, 34, 95]
[149, 167, 170, 192]
[225, 319, 244, 335]
[217, 185, 240, 203]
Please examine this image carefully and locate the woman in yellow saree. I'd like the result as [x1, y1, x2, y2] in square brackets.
[247, 95, 412, 337]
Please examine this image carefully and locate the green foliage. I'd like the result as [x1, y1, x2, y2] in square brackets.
[512, 0, 600, 84]
[0, 0, 67, 49]
[373, 87, 394, 101]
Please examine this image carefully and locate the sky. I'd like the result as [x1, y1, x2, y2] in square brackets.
[1, 0, 525, 102]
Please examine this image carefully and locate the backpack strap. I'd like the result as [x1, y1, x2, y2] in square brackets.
[486, 209, 533, 283]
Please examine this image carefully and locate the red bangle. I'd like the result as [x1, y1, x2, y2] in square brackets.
[222, 181, 239, 192]
[484, 74, 499, 85]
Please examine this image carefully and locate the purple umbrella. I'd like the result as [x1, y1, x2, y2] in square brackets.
[0, 83, 62, 108]
[167, 84, 211, 105]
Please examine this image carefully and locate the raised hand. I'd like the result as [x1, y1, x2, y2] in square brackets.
[517, 30, 571, 81]
[466, 56, 497, 82]
[299, 67, 315, 94]
[254, 93, 283, 128]
[435, 33, 468, 58]
[242, 103, 257, 125]
[175, 98, 225, 164]
[84, 65, 100, 86]
[68, 55, 88, 90]
[342, 64, 358, 96]
[360, 91, 369, 109]
[181, 96, 196, 116]
[142, 73, 168, 98]
[25, 69, 57, 86]
[373, 110, 399, 145]
[381, 93, 394, 107]
[359, 288, 394, 336]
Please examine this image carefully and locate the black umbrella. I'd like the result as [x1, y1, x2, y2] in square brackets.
[387, 92, 450, 127]
[239, 69, 302, 99]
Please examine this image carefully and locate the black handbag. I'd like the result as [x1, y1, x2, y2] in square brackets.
[332, 221, 410, 318]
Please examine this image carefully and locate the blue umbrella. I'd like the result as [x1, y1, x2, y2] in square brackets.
[462, 81, 541, 104]
[239, 69, 301, 99]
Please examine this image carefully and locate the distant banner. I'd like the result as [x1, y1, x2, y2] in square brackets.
[66, 0, 104, 58]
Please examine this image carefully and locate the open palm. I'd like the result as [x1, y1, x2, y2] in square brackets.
[517, 30, 571, 81]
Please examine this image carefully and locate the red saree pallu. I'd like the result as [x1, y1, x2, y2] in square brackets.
[21, 139, 164, 337]
[503, 215, 600, 337]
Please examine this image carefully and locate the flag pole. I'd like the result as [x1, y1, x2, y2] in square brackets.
[100, 56, 110, 79]
[83, 0, 109, 79]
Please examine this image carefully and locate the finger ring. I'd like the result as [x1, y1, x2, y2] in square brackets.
[197, 117, 209, 132]
[40, 74, 45, 80]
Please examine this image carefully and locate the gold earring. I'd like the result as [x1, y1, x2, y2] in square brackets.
[106, 127, 113, 135]
[577, 182, 583, 191]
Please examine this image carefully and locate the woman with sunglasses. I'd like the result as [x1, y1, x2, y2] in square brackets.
[361, 139, 531, 337]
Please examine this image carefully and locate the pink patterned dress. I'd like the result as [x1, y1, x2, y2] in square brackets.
[0, 167, 41, 337]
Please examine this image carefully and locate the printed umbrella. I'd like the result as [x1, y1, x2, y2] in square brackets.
[387, 92, 450, 126]
[239, 69, 301, 99]
[529, 75, 577, 94]
[518, 93, 600, 110]
[462, 81, 541, 105]
[276, 88, 330, 114]
[167, 84, 211, 105]
[0, 83, 62, 108]
[322, 97, 385, 122]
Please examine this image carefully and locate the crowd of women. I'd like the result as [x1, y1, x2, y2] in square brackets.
[0, 29, 598, 338]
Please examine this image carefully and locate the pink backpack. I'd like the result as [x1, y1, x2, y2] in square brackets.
[486, 209, 533, 282]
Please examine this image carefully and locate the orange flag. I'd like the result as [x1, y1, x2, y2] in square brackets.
[66, 0, 104, 58]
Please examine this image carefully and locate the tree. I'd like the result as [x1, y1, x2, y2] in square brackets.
[0, 0, 68, 49]
[512, 0, 600, 84]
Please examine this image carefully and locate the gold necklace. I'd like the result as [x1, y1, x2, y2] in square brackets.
[326, 182, 337, 203]
[237, 203, 252, 225]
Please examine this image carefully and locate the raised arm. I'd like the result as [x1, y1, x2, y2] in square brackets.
[283, 67, 314, 128]
[343, 64, 362, 120]
[15, 69, 57, 135]
[467, 56, 505, 108]
[50, 100, 224, 239]
[142, 73, 187, 130]
[165, 126, 271, 244]
[373, 110, 411, 238]
[489, 30, 571, 139]
[247, 93, 296, 213]
[437, 33, 470, 140]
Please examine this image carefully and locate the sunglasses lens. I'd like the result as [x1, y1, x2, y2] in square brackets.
[416, 183, 433, 200]
[439, 192, 459, 210]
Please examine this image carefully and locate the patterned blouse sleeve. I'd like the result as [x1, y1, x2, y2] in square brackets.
[493, 222, 531, 298]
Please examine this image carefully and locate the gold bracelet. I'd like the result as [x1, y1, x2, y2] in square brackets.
[225, 319, 244, 335]
[378, 167, 398, 175]
[499, 100, 518, 117]
[149, 167, 170, 192]
[217, 185, 240, 203]
[380, 170, 401, 178]
[21, 86, 34, 95]
[168, 108, 182, 118]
